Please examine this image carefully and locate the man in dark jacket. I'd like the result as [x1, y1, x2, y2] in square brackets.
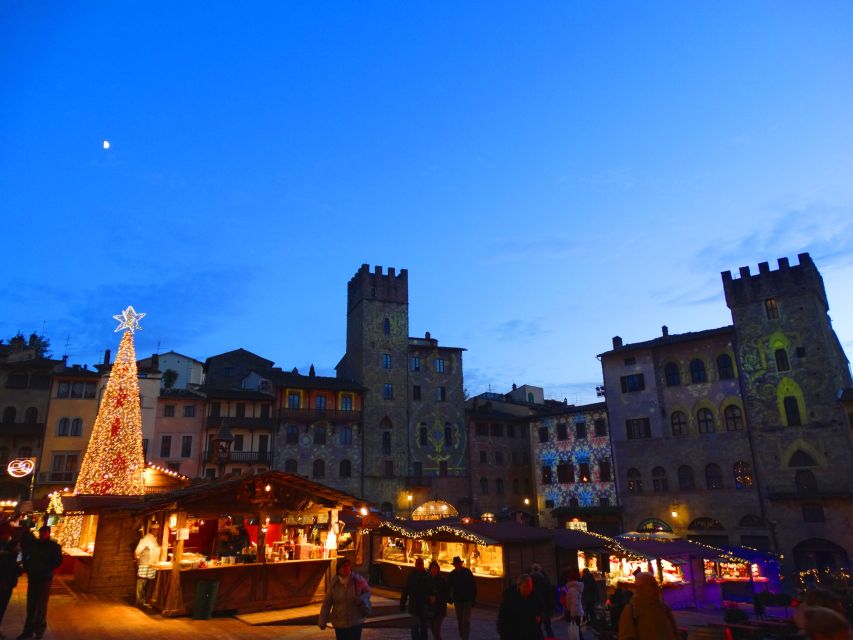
[400, 557, 433, 640]
[497, 573, 544, 640]
[447, 556, 477, 640]
[531, 563, 555, 638]
[18, 525, 62, 640]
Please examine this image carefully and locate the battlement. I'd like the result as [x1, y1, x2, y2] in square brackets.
[722, 252, 828, 310]
[347, 263, 409, 311]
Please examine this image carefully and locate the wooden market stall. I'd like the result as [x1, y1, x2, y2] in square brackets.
[601, 536, 753, 610]
[52, 471, 363, 616]
[705, 545, 780, 602]
[372, 519, 556, 606]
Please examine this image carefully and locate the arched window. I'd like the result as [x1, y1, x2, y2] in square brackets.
[627, 468, 642, 493]
[652, 467, 668, 492]
[696, 408, 715, 433]
[724, 405, 744, 431]
[775, 348, 790, 372]
[495, 478, 505, 495]
[383, 318, 391, 335]
[733, 461, 753, 489]
[783, 396, 802, 426]
[705, 463, 723, 490]
[23, 407, 38, 423]
[71, 418, 83, 436]
[678, 465, 695, 490]
[739, 515, 766, 528]
[638, 518, 673, 532]
[671, 411, 687, 436]
[480, 477, 489, 495]
[2, 407, 16, 424]
[789, 450, 817, 467]
[312, 459, 325, 478]
[717, 354, 735, 380]
[57, 418, 70, 436]
[664, 363, 681, 386]
[689, 517, 724, 531]
[795, 470, 818, 493]
[690, 359, 707, 384]
[339, 459, 352, 478]
[284, 458, 298, 473]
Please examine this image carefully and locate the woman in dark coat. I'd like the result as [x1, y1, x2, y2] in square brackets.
[428, 560, 450, 640]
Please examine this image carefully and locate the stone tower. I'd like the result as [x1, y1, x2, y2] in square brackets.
[723, 253, 853, 574]
[338, 265, 410, 511]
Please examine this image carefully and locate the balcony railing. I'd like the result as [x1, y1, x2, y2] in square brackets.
[201, 450, 273, 464]
[205, 416, 278, 429]
[278, 407, 362, 422]
[37, 471, 78, 483]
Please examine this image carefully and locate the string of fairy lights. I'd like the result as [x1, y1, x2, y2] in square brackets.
[74, 307, 147, 496]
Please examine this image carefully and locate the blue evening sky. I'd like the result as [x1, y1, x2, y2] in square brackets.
[2, 2, 852, 403]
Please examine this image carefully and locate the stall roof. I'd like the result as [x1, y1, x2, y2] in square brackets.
[28, 472, 362, 518]
[373, 519, 564, 546]
[552, 528, 625, 552]
[616, 538, 748, 562]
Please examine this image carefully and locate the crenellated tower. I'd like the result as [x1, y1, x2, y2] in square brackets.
[338, 265, 411, 511]
[723, 252, 853, 573]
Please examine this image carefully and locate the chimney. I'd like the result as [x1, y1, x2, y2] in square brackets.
[662, 325, 669, 337]
[103, 349, 111, 365]
[612, 336, 623, 349]
[425, 331, 431, 341]
[309, 364, 316, 377]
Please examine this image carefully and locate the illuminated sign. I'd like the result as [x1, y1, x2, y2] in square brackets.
[566, 518, 588, 532]
[7, 458, 36, 478]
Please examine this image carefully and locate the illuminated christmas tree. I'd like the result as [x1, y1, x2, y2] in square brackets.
[74, 306, 147, 495]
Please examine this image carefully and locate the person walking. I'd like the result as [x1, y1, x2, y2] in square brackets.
[497, 573, 544, 640]
[581, 568, 599, 625]
[17, 525, 62, 640]
[318, 558, 372, 640]
[563, 568, 585, 640]
[401, 557, 433, 640]
[427, 560, 449, 640]
[447, 556, 476, 640]
[133, 523, 160, 608]
[531, 563, 556, 638]
[0, 523, 21, 633]
[617, 572, 679, 640]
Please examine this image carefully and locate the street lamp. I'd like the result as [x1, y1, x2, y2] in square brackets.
[407, 493, 413, 517]
[523, 497, 530, 507]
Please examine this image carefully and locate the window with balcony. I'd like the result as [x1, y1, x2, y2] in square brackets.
[258, 434, 269, 454]
[51, 453, 78, 482]
[233, 434, 244, 451]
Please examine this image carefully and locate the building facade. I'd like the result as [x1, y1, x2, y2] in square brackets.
[531, 401, 620, 534]
[150, 388, 206, 477]
[601, 326, 766, 547]
[336, 265, 468, 516]
[723, 254, 853, 574]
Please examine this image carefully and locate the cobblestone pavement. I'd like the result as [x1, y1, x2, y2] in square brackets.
[0, 575, 789, 640]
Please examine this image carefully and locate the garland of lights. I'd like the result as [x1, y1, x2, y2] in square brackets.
[74, 307, 147, 496]
[57, 512, 84, 549]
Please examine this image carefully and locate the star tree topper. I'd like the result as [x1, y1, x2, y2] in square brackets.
[113, 306, 146, 333]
